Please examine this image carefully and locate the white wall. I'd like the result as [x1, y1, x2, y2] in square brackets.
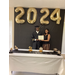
[9, 20, 12, 49]
[61, 22, 65, 54]
[9, 7, 14, 48]
[9, 0, 65, 9]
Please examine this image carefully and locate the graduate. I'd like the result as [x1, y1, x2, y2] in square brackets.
[32, 26, 42, 49]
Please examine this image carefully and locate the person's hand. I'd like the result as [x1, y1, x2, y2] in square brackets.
[41, 40, 44, 41]
[36, 39, 39, 41]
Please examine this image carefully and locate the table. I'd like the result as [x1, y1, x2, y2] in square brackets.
[9, 49, 65, 75]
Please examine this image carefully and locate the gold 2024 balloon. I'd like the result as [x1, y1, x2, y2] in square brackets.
[27, 7, 37, 24]
[50, 8, 61, 24]
[40, 8, 49, 24]
[15, 7, 25, 23]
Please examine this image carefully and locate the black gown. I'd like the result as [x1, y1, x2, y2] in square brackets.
[31, 31, 42, 49]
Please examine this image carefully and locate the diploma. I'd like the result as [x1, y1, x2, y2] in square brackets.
[38, 35, 44, 40]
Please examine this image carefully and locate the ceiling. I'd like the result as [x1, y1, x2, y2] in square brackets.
[9, 0, 65, 9]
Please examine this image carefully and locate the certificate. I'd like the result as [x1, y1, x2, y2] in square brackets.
[38, 35, 44, 40]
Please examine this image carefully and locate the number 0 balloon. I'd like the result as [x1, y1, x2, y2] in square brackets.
[27, 7, 37, 24]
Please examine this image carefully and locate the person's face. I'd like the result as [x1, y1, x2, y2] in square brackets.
[36, 27, 39, 31]
[45, 29, 48, 34]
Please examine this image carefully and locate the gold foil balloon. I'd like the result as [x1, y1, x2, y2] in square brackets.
[40, 8, 49, 24]
[50, 8, 61, 24]
[27, 7, 37, 24]
[53, 48, 57, 51]
[39, 47, 43, 50]
[15, 45, 18, 50]
[39, 47, 43, 53]
[29, 46, 32, 52]
[39, 50, 43, 53]
[15, 7, 25, 23]
[9, 48, 13, 53]
[57, 50, 61, 54]
[29, 46, 32, 49]
[10, 48, 13, 51]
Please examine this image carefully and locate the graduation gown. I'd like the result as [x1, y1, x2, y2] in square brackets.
[32, 31, 42, 49]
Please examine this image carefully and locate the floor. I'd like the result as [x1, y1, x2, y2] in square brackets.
[12, 72, 57, 75]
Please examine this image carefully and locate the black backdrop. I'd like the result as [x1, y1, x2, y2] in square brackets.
[14, 7, 65, 52]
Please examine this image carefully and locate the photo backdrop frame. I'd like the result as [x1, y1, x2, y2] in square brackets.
[14, 7, 65, 52]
